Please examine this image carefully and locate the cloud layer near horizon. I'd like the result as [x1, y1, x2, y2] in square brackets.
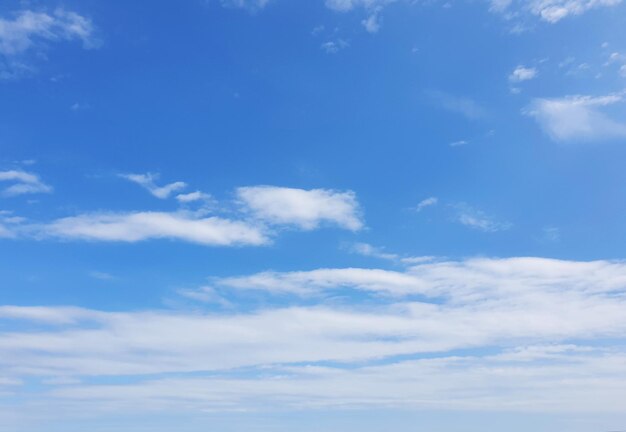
[1, 256, 625, 417]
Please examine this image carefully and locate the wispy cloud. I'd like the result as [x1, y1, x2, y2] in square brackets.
[427, 90, 488, 120]
[453, 203, 511, 232]
[0, 170, 52, 197]
[0, 9, 98, 79]
[525, 92, 626, 142]
[88, 271, 116, 281]
[349, 242, 399, 261]
[2, 257, 626, 416]
[120, 173, 187, 199]
[490, 0, 622, 23]
[415, 197, 438, 212]
[43, 211, 269, 246]
[175, 190, 214, 204]
[220, 0, 272, 11]
[321, 39, 349, 54]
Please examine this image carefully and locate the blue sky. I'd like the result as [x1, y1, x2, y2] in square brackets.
[2, 0, 626, 430]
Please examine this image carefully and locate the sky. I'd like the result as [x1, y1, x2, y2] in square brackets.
[1, 0, 626, 431]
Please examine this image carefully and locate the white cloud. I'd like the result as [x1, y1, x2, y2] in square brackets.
[175, 190, 213, 204]
[213, 267, 427, 296]
[449, 139, 468, 147]
[416, 197, 438, 212]
[525, 92, 626, 142]
[350, 242, 399, 261]
[0, 223, 13, 238]
[237, 186, 363, 231]
[0, 9, 97, 79]
[509, 65, 537, 82]
[362, 13, 381, 33]
[454, 203, 511, 232]
[43, 211, 269, 246]
[528, 0, 622, 22]
[0, 182, 363, 246]
[325, 0, 397, 12]
[39, 346, 626, 414]
[321, 39, 349, 54]
[0, 170, 52, 197]
[120, 173, 187, 199]
[88, 271, 116, 281]
[221, 0, 272, 10]
[1, 257, 626, 417]
[428, 90, 488, 120]
[491, 0, 622, 22]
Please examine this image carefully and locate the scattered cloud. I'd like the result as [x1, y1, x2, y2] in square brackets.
[324, 0, 396, 13]
[449, 139, 468, 147]
[311, 24, 325, 36]
[605, 52, 626, 78]
[415, 196, 438, 212]
[237, 186, 363, 231]
[362, 13, 381, 33]
[453, 203, 511, 232]
[220, 0, 272, 11]
[525, 92, 626, 142]
[349, 242, 399, 261]
[321, 39, 349, 54]
[0, 181, 364, 246]
[491, 0, 622, 23]
[528, 0, 622, 22]
[509, 65, 537, 82]
[70, 102, 90, 111]
[0, 170, 52, 197]
[88, 271, 116, 281]
[0, 9, 97, 80]
[427, 90, 488, 120]
[120, 173, 187, 199]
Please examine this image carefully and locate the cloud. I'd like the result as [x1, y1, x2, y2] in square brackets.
[1, 257, 626, 417]
[509, 65, 537, 82]
[220, 0, 272, 11]
[0, 9, 97, 79]
[528, 0, 622, 22]
[349, 242, 399, 261]
[42, 211, 269, 246]
[427, 90, 488, 120]
[213, 267, 427, 296]
[0, 170, 52, 197]
[416, 197, 438, 212]
[525, 92, 626, 142]
[453, 203, 511, 232]
[0, 211, 25, 237]
[491, 0, 622, 23]
[175, 191, 213, 204]
[362, 13, 381, 33]
[325, 0, 396, 13]
[0, 223, 13, 238]
[88, 271, 116, 281]
[321, 39, 349, 54]
[0, 181, 363, 246]
[237, 186, 363, 231]
[120, 173, 187, 199]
